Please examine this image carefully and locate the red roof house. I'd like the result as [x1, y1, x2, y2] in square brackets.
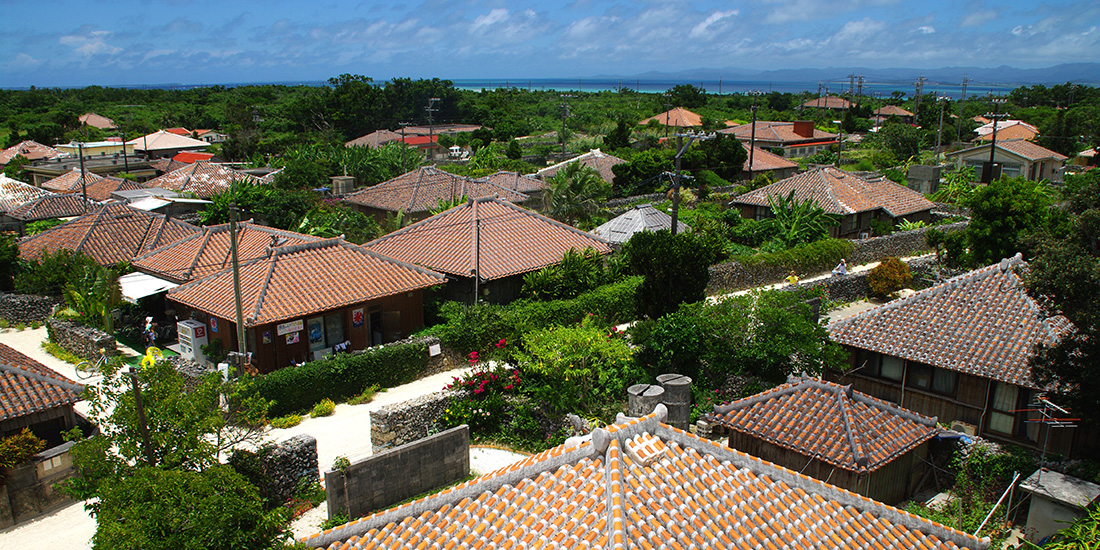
[639, 107, 703, 127]
[536, 149, 626, 184]
[721, 121, 838, 158]
[0, 141, 62, 166]
[143, 161, 267, 198]
[343, 166, 530, 223]
[0, 343, 83, 445]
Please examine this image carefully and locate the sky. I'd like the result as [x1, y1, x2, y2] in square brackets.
[1, 0, 1098, 88]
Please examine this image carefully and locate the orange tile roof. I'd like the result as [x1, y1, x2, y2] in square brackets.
[78, 112, 116, 129]
[0, 176, 53, 212]
[829, 254, 1072, 388]
[733, 167, 934, 218]
[0, 343, 83, 422]
[134, 222, 322, 284]
[150, 158, 189, 174]
[803, 96, 852, 109]
[304, 407, 988, 550]
[6, 193, 93, 221]
[536, 149, 627, 184]
[40, 168, 104, 194]
[743, 142, 799, 172]
[639, 107, 703, 127]
[480, 171, 547, 194]
[75, 176, 146, 202]
[975, 125, 1039, 142]
[0, 141, 62, 165]
[343, 166, 529, 215]
[721, 121, 838, 145]
[167, 238, 445, 326]
[947, 139, 1067, 162]
[710, 377, 937, 473]
[143, 161, 266, 198]
[365, 197, 611, 281]
[873, 105, 915, 117]
[18, 202, 201, 266]
[345, 130, 403, 148]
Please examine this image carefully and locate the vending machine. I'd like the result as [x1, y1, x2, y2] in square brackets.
[177, 319, 209, 365]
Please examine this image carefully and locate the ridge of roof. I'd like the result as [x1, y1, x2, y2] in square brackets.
[0, 361, 84, 394]
[71, 205, 106, 255]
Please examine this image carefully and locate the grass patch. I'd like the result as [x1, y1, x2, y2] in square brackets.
[346, 384, 380, 406]
[41, 341, 83, 364]
[309, 398, 335, 418]
[270, 414, 303, 429]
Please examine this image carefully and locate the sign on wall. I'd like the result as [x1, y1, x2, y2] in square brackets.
[286, 332, 300, 345]
[277, 319, 304, 336]
[352, 308, 364, 328]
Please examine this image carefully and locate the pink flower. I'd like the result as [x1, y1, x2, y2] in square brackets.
[504, 384, 514, 390]
[468, 351, 480, 364]
[496, 338, 507, 348]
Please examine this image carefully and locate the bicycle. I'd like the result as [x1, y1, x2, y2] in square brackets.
[75, 352, 110, 380]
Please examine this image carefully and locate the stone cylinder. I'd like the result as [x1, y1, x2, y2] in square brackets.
[627, 384, 665, 418]
[656, 374, 692, 430]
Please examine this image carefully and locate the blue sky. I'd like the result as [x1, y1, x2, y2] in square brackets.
[1, 0, 1098, 87]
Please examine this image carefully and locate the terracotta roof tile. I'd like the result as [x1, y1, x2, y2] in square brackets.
[0, 141, 61, 165]
[126, 130, 209, 152]
[304, 408, 987, 550]
[44, 171, 146, 202]
[721, 121, 838, 145]
[78, 113, 116, 129]
[365, 197, 611, 281]
[873, 106, 915, 117]
[345, 130, 403, 148]
[134, 222, 322, 284]
[143, 161, 266, 198]
[975, 125, 1040, 142]
[40, 169, 105, 194]
[743, 143, 799, 172]
[167, 238, 445, 326]
[150, 158, 189, 174]
[6, 193, 93, 221]
[828, 255, 1072, 387]
[0, 176, 53, 212]
[537, 149, 626, 184]
[639, 107, 703, 127]
[480, 171, 547, 194]
[343, 166, 529, 214]
[732, 167, 935, 218]
[18, 202, 201, 266]
[709, 377, 937, 473]
[0, 343, 83, 422]
[803, 96, 852, 109]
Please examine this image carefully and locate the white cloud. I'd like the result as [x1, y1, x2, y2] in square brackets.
[690, 10, 738, 39]
[960, 10, 996, 28]
[917, 25, 935, 34]
[471, 9, 509, 32]
[11, 53, 41, 68]
[832, 18, 887, 45]
[59, 29, 122, 56]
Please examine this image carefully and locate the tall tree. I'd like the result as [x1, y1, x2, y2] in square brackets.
[621, 230, 717, 319]
[962, 176, 1053, 266]
[544, 162, 610, 227]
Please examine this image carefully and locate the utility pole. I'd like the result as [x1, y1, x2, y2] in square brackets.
[559, 94, 574, 157]
[847, 74, 856, 96]
[127, 365, 155, 466]
[425, 98, 440, 162]
[77, 142, 88, 212]
[856, 75, 864, 107]
[914, 76, 928, 116]
[663, 94, 672, 140]
[670, 130, 714, 235]
[399, 122, 411, 171]
[747, 91, 762, 182]
[936, 96, 947, 158]
[229, 205, 247, 375]
[982, 96, 1007, 183]
[956, 77, 970, 145]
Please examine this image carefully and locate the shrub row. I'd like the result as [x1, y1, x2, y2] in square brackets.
[252, 341, 429, 417]
[431, 276, 644, 354]
[736, 238, 855, 273]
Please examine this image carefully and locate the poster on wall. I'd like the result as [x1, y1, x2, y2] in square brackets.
[308, 319, 324, 345]
[210, 318, 218, 333]
[352, 308, 364, 328]
[277, 319, 304, 336]
[286, 332, 299, 344]
[262, 330, 271, 344]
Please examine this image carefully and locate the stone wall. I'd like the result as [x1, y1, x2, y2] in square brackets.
[371, 391, 456, 453]
[706, 221, 968, 294]
[46, 319, 117, 360]
[0, 293, 62, 323]
[262, 435, 319, 505]
[326, 425, 469, 520]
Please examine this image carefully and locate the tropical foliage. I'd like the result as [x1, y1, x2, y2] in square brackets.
[543, 162, 611, 227]
[63, 265, 122, 331]
[296, 202, 381, 244]
[760, 190, 839, 247]
[621, 230, 718, 319]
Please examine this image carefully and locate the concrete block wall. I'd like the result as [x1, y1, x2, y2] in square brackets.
[0, 293, 61, 323]
[370, 391, 456, 452]
[46, 319, 117, 360]
[326, 425, 469, 520]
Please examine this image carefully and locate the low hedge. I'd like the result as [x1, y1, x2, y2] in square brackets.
[252, 341, 429, 417]
[431, 276, 644, 354]
[736, 239, 855, 273]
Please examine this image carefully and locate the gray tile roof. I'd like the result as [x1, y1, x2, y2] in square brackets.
[591, 203, 690, 245]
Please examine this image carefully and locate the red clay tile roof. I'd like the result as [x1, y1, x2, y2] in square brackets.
[365, 197, 611, 281]
[829, 255, 1072, 388]
[343, 166, 529, 214]
[304, 407, 988, 550]
[143, 161, 266, 198]
[18, 202, 201, 266]
[733, 167, 935, 218]
[721, 121, 838, 145]
[134, 222, 322, 284]
[743, 142, 799, 172]
[78, 112, 116, 129]
[40, 169, 104, 194]
[975, 125, 1039, 142]
[0, 141, 62, 165]
[345, 130, 403, 148]
[639, 107, 703, 127]
[804, 96, 852, 109]
[72, 176, 146, 202]
[537, 149, 627, 184]
[172, 151, 215, 164]
[0, 176, 53, 212]
[480, 171, 547, 194]
[710, 377, 937, 473]
[873, 105, 915, 117]
[6, 193, 94, 221]
[164, 127, 192, 136]
[947, 139, 1068, 162]
[0, 343, 83, 422]
[167, 238, 445, 326]
[150, 158, 189, 174]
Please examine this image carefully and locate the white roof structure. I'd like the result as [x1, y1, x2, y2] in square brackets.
[118, 271, 179, 303]
[591, 203, 690, 245]
[126, 130, 209, 153]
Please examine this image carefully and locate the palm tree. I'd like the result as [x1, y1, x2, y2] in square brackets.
[762, 190, 839, 247]
[544, 162, 610, 227]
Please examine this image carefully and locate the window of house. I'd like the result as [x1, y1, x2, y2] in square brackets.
[1002, 164, 1022, 178]
[906, 362, 957, 396]
[879, 355, 904, 381]
[989, 382, 1018, 435]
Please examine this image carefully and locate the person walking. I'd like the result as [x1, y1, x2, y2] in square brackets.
[832, 258, 848, 276]
[786, 270, 800, 286]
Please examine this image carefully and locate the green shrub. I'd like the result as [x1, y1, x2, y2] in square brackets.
[0, 427, 47, 470]
[252, 341, 429, 417]
[868, 257, 912, 297]
[869, 218, 894, 236]
[269, 414, 302, 429]
[347, 384, 380, 406]
[310, 399, 335, 418]
[41, 341, 83, 364]
[736, 238, 854, 274]
[319, 514, 349, 531]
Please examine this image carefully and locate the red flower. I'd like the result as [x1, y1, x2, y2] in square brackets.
[496, 338, 507, 348]
[504, 384, 514, 390]
[468, 351, 480, 364]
